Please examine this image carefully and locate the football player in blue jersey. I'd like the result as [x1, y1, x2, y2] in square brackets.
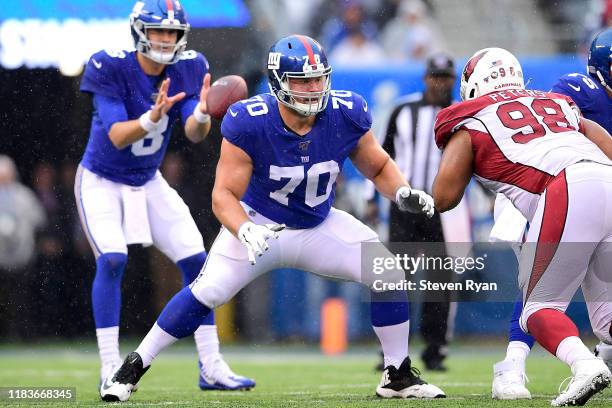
[491, 28, 612, 400]
[76, 0, 255, 396]
[99, 34, 446, 402]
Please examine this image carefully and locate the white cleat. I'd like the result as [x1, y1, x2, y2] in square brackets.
[551, 358, 611, 406]
[99, 361, 121, 389]
[99, 376, 133, 402]
[376, 357, 445, 399]
[199, 353, 256, 391]
[492, 360, 531, 400]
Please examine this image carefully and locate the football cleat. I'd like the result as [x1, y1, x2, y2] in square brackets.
[594, 342, 612, 372]
[376, 357, 446, 399]
[492, 360, 531, 400]
[99, 361, 121, 391]
[551, 358, 611, 406]
[99, 352, 149, 402]
[199, 353, 256, 391]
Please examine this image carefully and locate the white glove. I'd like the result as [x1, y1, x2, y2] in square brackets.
[237, 221, 285, 264]
[396, 186, 435, 218]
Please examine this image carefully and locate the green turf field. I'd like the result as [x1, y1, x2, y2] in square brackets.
[0, 341, 610, 407]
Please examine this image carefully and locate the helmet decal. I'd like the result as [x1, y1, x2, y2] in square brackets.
[462, 50, 488, 84]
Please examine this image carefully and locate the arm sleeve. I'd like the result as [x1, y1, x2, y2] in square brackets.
[93, 94, 128, 134]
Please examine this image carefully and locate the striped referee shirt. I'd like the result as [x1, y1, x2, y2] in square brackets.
[381, 93, 452, 194]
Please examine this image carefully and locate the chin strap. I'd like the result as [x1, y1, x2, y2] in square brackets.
[595, 71, 612, 94]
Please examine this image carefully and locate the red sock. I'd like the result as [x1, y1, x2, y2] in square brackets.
[527, 308, 578, 355]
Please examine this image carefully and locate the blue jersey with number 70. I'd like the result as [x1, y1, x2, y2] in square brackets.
[79, 49, 208, 186]
[221, 91, 372, 228]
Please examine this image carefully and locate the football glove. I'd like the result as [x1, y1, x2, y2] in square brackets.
[396, 186, 435, 218]
[237, 222, 285, 264]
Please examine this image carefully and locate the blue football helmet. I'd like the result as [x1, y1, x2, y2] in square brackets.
[267, 35, 332, 116]
[130, 0, 190, 64]
[588, 28, 612, 92]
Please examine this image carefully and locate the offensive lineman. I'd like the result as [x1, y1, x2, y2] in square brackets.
[99, 34, 446, 402]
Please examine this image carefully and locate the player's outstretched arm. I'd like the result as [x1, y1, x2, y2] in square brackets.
[109, 78, 185, 149]
[211, 139, 253, 236]
[350, 131, 407, 201]
[432, 130, 473, 212]
[351, 130, 434, 216]
[582, 118, 612, 160]
[185, 73, 212, 143]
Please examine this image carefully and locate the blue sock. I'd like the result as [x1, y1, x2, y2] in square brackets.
[157, 287, 212, 338]
[92, 253, 128, 328]
[508, 296, 534, 348]
[177, 252, 214, 326]
[370, 290, 410, 327]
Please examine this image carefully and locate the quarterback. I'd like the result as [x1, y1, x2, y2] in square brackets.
[76, 0, 254, 394]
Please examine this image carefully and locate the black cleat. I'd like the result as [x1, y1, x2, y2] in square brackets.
[376, 356, 446, 399]
[100, 352, 150, 402]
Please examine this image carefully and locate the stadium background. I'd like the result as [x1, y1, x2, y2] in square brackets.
[0, 0, 605, 346]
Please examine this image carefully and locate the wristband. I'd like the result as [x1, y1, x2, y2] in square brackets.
[193, 103, 211, 124]
[139, 110, 160, 133]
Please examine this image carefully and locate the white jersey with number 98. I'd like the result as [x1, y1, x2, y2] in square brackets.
[435, 88, 611, 221]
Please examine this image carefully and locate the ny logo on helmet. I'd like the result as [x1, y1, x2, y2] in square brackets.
[268, 52, 281, 70]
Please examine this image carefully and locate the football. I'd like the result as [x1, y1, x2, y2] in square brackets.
[206, 75, 248, 120]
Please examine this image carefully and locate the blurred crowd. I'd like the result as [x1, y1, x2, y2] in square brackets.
[248, 0, 444, 69]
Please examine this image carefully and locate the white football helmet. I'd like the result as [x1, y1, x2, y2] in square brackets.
[460, 47, 524, 101]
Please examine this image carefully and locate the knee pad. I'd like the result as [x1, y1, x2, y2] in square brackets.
[196, 283, 230, 309]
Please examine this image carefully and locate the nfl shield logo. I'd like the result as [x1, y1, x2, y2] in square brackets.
[298, 140, 311, 151]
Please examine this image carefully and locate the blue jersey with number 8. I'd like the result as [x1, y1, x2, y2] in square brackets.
[221, 91, 371, 228]
[80, 49, 208, 186]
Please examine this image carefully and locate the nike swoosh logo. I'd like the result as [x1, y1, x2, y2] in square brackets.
[567, 83, 580, 92]
[100, 377, 114, 391]
[92, 59, 102, 69]
[229, 109, 238, 117]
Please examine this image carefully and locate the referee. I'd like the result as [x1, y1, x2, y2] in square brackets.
[380, 53, 460, 371]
